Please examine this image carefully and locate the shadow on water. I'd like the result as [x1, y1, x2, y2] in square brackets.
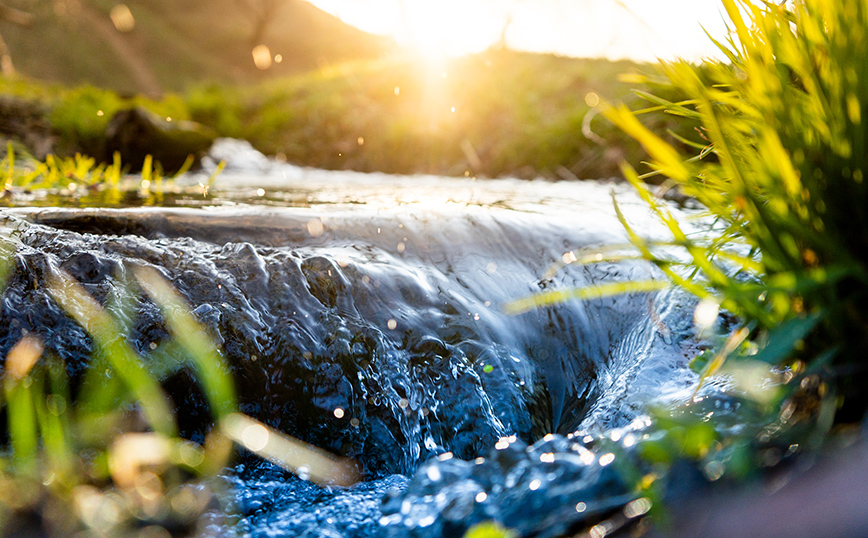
[0, 141, 707, 537]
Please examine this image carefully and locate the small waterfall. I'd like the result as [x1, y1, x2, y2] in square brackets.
[0, 140, 708, 537]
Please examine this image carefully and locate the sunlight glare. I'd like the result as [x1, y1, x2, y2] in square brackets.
[307, 0, 728, 62]
[399, 1, 502, 59]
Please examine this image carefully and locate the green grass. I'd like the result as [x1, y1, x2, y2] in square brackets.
[495, 1, 868, 534]
[603, 0, 868, 424]
[184, 50, 699, 179]
[1, 49, 698, 180]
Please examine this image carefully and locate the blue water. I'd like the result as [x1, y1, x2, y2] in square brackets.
[0, 140, 716, 537]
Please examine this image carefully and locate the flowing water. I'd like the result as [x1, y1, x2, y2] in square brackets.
[0, 140, 720, 537]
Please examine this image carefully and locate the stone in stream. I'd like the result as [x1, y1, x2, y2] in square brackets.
[105, 106, 216, 173]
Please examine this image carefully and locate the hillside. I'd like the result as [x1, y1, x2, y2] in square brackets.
[0, 48, 698, 180]
[0, 0, 394, 94]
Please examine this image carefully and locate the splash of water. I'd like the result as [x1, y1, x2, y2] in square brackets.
[0, 140, 709, 537]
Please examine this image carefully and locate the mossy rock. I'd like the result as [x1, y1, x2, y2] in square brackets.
[106, 107, 216, 173]
[0, 97, 57, 159]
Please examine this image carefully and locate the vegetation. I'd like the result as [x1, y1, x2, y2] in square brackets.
[0, 152, 354, 535]
[6, 0, 868, 534]
[497, 0, 868, 535]
[0, 0, 391, 94]
[605, 0, 868, 424]
[0, 143, 226, 208]
[0, 49, 697, 180]
[0, 261, 238, 536]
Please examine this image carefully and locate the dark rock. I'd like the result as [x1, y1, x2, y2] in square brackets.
[0, 97, 57, 159]
[105, 107, 216, 173]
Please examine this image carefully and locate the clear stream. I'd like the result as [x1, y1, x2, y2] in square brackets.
[0, 141, 722, 537]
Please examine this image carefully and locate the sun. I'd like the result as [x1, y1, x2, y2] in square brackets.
[397, 1, 504, 59]
[308, 0, 506, 60]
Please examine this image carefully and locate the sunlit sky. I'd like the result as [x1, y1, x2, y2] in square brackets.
[307, 0, 730, 62]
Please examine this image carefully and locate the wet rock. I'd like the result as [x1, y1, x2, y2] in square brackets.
[105, 107, 216, 173]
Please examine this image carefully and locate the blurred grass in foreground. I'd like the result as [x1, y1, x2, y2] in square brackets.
[0, 151, 358, 534]
[0, 264, 236, 536]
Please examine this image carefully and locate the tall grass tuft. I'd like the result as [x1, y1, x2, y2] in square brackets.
[0, 263, 238, 535]
[603, 0, 868, 423]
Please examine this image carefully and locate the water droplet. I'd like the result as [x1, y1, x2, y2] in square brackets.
[589, 523, 608, 538]
[333, 408, 345, 419]
[252, 44, 272, 70]
[110, 3, 135, 32]
[307, 219, 324, 237]
[297, 465, 311, 480]
[694, 298, 720, 330]
[387, 319, 398, 330]
[241, 424, 269, 452]
[529, 479, 541, 491]
[624, 497, 653, 518]
[475, 492, 487, 502]
[256, 188, 265, 197]
[350, 418, 360, 427]
[426, 466, 441, 482]
[397, 242, 406, 253]
[398, 398, 409, 409]
[599, 453, 615, 466]
[703, 460, 725, 481]
[576, 502, 587, 513]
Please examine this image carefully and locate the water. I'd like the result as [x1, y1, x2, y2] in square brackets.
[0, 140, 715, 537]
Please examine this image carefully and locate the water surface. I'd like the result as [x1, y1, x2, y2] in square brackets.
[0, 140, 713, 537]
